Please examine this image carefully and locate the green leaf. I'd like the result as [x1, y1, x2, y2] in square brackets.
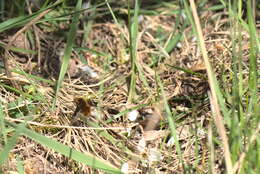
[0, 124, 24, 165]
[53, 0, 82, 107]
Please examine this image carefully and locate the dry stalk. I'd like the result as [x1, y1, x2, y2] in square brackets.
[189, 0, 233, 173]
[6, 117, 137, 130]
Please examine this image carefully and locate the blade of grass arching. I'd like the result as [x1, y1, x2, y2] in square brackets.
[52, 0, 82, 108]
[188, 1, 233, 173]
[145, 32, 170, 66]
[106, 0, 128, 42]
[156, 74, 184, 170]
[0, 63, 53, 85]
[40, 2, 107, 24]
[12, 69, 53, 85]
[127, 0, 139, 103]
[246, 0, 258, 115]
[0, 15, 29, 33]
[0, 123, 24, 166]
[0, 42, 37, 55]
[166, 64, 207, 80]
[155, 5, 186, 65]
[0, 1, 62, 33]
[105, 0, 119, 25]
[212, 80, 231, 127]
[17, 125, 122, 174]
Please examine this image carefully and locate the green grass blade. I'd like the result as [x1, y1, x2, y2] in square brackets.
[0, 104, 7, 144]
[156, 74, 184, 169]
[16, 157, 24, 174]
[81, 5, 95, 47]
[165, 32, 182, 54]
[0, 83, 44, 102]
[105, 0, 119, 25]
[0, 124, 24, 166]
[19, 126, 122, 173]
[247, 0, 258, 114]
[128, 0, 139, 103]
[0, 15, 28, 32]
[0, 42, 37, 55]
[188, 1, 233, 173]
[166, 64, 207, 79]
[0, 1, 62, 32]
[53, 0, 82, 107]
[228, 0, 245, 163]
[182, 0, 196, 35]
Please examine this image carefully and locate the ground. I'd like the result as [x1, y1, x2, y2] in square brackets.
[0, 1, 259, 174]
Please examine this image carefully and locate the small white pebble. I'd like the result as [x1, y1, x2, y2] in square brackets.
[176, 105, 189, 112]
[127, 110, 139, 121]
[148, 148, 163, 163]
[166, 136, 175, 147]
[121, 163, 129, 173]
[181, 11, 187, 19]
[137, 138, 146, 153]
[123, 54, 130, 62]
[141, 160, 148, 167]
[192, 36, 197, 42]
[0, 96, 7, 103]
[80, 65, 98, 78]
[82, 2, 90, 9]
[197, 128, 206, 136]
[176, 42, 182, 48]
[138, 15, 144, 23]
[126, 128, 132, 137]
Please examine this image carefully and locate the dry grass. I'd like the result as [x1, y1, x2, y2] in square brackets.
[0, 1, 259, 174]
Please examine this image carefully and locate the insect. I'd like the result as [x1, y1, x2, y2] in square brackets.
[73, 97, 92, 118]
